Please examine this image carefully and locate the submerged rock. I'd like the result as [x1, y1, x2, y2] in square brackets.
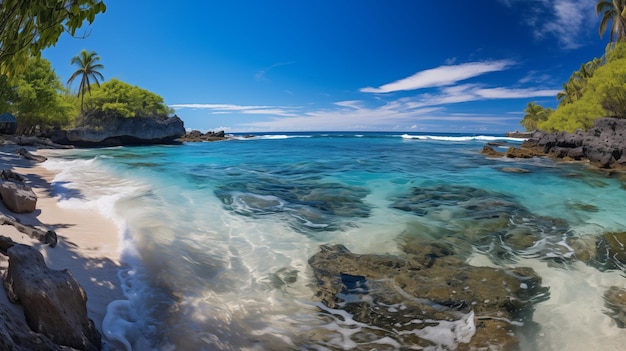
[308, 244, 548, 350]
[3, 244, 101, 351]
[216, 180, 370, 232]
[604, 286, 626, 328]
[390, 184, 572, 263]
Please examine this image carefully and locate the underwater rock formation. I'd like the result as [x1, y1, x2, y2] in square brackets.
[308, 243, 549, 350]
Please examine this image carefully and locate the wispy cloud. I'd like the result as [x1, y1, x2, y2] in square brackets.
[255, 61, 295, 81]
[170, 103, 299, 117]
[513, 0, 596, 49]
[360, 60, 515, 93]
[404, 84, 560, 109]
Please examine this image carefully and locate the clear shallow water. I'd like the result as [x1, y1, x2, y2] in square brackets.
[41, 132, 626, 350]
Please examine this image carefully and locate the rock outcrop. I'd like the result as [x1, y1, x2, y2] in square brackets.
[51, 116, 185, 147]
[2, 244, 101, 351]
[308, 243, 549, 350]
[493, 118, 626, 169]
[0, 169, 37, 213]
[178, 129, 228, 142]
[0, 303, 76, 351]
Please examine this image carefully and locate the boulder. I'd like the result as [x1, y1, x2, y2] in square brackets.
[3, 244, 101, 351]
[308, 243, 549, 350]
[480, 145, 504, 157]
[0, 303, 77, 351]
[51, 116, 185, 147]
[0, 180, 37, 213]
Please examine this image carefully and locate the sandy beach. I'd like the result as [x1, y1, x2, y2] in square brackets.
[0, 143, 124, 346]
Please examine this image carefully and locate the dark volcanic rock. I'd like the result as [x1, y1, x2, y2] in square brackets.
[480, 145, 504, 157]
[3, 244, 101, 351]
[308, 244, 548, 350]
[0, 303, 76, 351]
[52, 116, 185, 147]
[494, 118, 626, 169]
[178, 129, 228, 142]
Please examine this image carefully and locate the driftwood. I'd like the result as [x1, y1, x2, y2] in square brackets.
[0, 214, 57, 248]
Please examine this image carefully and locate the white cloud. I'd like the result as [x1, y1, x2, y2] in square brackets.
[525, 0, 596, 49]
[475, 87, 561, 99]
[360, 60, 515, 93]
[170, 103, 272, 111]
[170, 103, 297, 116]
[411, 84, 560, 108]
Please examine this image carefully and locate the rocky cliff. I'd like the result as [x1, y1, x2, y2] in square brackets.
[51, 116, 185, 147]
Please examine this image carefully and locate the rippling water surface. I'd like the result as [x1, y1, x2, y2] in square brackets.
[42, 132, 626, 350]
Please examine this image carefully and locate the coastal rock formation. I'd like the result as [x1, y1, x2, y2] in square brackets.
[0, 177, 37, 213]
[497, 118, 626, 169]
[178, 129, 228, 142]
[3, 244, 101, 351]
[0, 303, 76, 351]
[51, 116, 185, 147]
[308, 243, 548, 350]
[16, 147, 48, 162]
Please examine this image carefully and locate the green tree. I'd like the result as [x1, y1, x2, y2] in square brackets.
[0, 0, 106, 78]
[82, 79, 173, 125]
[0, 75, 17, 112]
[13, 57, 72, 134]
[67, 50, 104, 112]
[597, 0, 626, 43]
[539, 42, 626, 131]
[521, 102, 552, 131]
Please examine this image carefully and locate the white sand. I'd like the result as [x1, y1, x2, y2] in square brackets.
[0, 145, 124, 340]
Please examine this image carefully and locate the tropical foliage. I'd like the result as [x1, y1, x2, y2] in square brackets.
[82, 79, 173, 124]
[596, 0, 626, 43]
[538, 42, 626, 132]
[0, 0, 106, 78]
[520, 102, 552, 131]
[67, 50, 105, 112]
[11, 57, 76, 134]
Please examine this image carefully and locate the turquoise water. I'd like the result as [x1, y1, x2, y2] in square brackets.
[41, 133, 626, 350]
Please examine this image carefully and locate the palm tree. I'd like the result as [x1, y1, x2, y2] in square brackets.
[521, 102, 551, 131]
[67, 50, 104, 112]
[597, 0, 626, 43]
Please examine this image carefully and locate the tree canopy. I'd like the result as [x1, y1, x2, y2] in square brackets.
[0, 0, 106, 78]
[82, 79, 173, 123]
[12, 57, 75, 134]
[538, 42, 626, 132]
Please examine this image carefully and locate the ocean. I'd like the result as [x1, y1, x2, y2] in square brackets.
[40, 132, 626, 350]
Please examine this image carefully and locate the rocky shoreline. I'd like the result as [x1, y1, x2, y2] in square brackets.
[0, 137, 123, 350]
[483, 117, 626, 170]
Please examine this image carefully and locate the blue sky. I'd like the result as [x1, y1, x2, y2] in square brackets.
[43, 0, 610, 133]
